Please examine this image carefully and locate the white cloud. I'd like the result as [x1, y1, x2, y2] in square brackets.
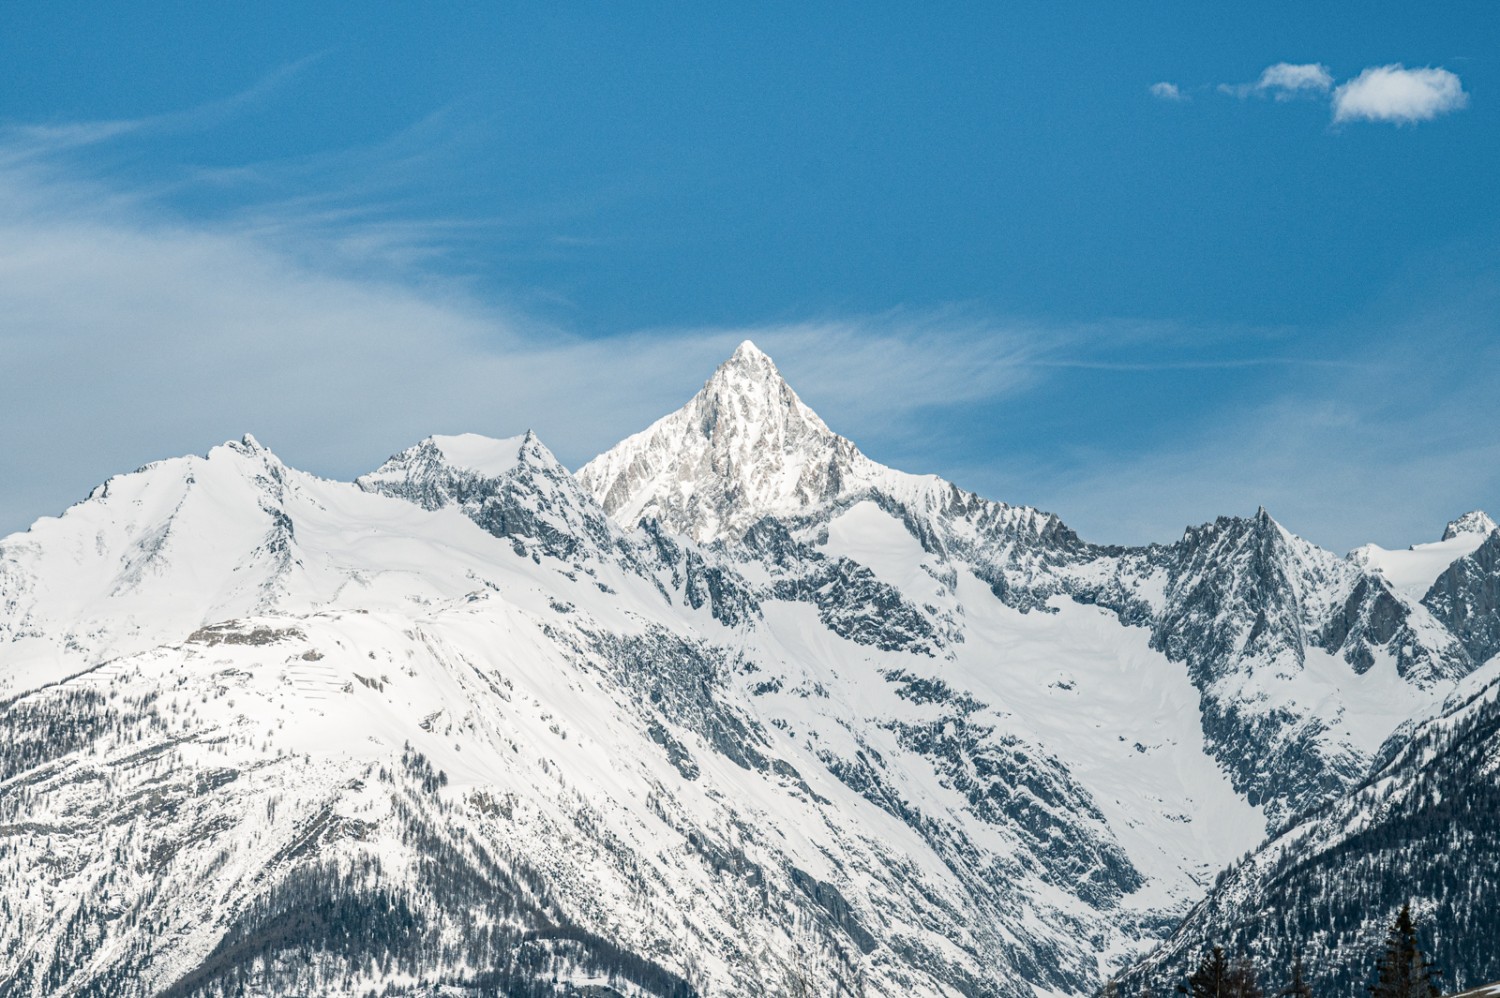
[1149, 82, 1186, 102]
[1332, 64, 1468, 123]
[1220, 62, 1333, 100]
[1254, 62, 1333, 98]
[1211, 61, 1469, 129]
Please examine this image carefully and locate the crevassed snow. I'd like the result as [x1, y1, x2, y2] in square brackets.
[819, 501, 1262, 899]
[822, 500, 949, 603]
[955, 582, 1263, 903]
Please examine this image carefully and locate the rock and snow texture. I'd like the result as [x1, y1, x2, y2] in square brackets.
[360, 432, 532, 491]
[1, 343, 1497, 998]
[1118, 659, 1500, 998]
[1443, 510, 1498, 540]
[0, 432, 1186, 998]
[579, 347, 1473, 826]
[577, 340, 882, 542]
[357, 430, 621, 568]
[1350, 511, 1497, 599]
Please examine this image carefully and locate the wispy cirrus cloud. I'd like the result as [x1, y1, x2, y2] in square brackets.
[0, 121, 1057, 534]
[0, 56, 321, 164]
[1018, 273, 1500, 551]
[1, 77, 1494, 554]
[1149, 82, 1187, 102]
[1332, 65, 1469, 124]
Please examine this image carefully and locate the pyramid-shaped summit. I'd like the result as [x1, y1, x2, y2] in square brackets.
[577, 340, 880, 541]
[1443, 510, 1498, 541]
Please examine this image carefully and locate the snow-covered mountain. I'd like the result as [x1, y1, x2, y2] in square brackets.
[1116, 656, 1500, 998]
[581, 344, 1476, 827]
[1, 342, 1496, 997]
[577, 341, 886, 543]
[1349, 512, 1496, 599]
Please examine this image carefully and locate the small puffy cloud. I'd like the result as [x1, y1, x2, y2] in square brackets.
[1220, 62, 1333, 100]
[1255, 62, 1333, 98]
[1213, 61, 1469, 127]
[1332, 65, 1468, 123]
[1149, 81, 1186, 102]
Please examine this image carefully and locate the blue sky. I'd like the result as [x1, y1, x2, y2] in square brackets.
[1, 2, 1498, 551]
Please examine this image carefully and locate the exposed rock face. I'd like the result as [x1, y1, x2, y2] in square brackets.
[581, 356, 1473, 828]
[1425, 531, 1500, 667]
[359, 431, 621, 566]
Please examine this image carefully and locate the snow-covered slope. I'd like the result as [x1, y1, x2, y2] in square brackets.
[0, 436, 320, 697]
[579, 345, 1472, 827]
[0, 428, 1222, 997]
[1117, 657, 1500, 998]
[2, 343, 1496, 997]
[1350, 512, 1496, 598]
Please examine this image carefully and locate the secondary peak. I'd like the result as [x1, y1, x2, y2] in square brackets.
[1443, 510, 1497, 541]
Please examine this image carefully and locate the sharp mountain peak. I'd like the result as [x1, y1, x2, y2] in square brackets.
[726, 336, 773, 365]
[576, 341, 880, 541]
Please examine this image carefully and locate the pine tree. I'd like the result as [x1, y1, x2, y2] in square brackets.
[1230, 955, 1264, 998]
[1179, 947, 1266, 998]
[1181, 947, 1233, 998]
[1183, 947, 1227, 998]
[1277, 953, 1312, 998]
[1369, 905, 1441, 998]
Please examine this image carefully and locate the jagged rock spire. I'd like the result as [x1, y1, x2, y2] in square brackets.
[577, 340, 877, 541]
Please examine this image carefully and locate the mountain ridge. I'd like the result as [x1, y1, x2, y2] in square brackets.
[1, 343, 1496, 997]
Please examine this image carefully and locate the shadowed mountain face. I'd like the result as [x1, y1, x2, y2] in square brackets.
[0, 343, 1494, 997]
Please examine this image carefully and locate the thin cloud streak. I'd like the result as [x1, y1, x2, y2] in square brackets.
[1023, 357, 1369, 372]
[1023, 285, 1500, 552]
[0, 56, 321, 163]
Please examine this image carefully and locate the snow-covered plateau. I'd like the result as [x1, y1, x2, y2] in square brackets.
[2, 341, 1497, 997]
